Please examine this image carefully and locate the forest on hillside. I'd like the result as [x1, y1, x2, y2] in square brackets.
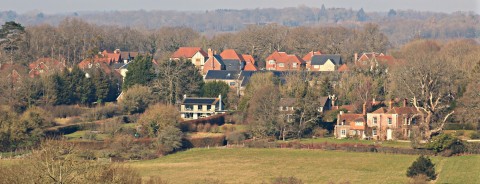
[0, 6, 478, 45]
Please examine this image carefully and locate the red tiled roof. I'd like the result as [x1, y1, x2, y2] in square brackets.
[371, 107, 388, 114]
[243, 62, 258, 71]
[337, 64, 349, 72]
[388, 107, 418, 115]
[242, 54, 255, 64]
[302, 51, 322, 61]
[220, 49, 244, 61]
[266, 51, 289, 61]
[171, 47, 207, 58]
[78, 60, 112, 74]
[28, 58, 65, 77]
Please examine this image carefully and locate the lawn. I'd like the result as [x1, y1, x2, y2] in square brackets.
[64, 130, 110, 141]
[129, 148, 466, 184]
[281, 137, 412, 148]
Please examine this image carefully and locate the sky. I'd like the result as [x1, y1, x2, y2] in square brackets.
[1, 0, 479, 14]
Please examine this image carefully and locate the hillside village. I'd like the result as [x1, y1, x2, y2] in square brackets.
[0, 11, 479, 183]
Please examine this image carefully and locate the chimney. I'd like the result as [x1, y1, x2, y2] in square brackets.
[372, 98, 376, 105]
[362, 103, 367, 115]
[183, 94, 187, 99]
[354, 53, 358, 62]
[389, 99, 393, 110]
[403, 98, 408, 107]
[208, 48, 213, 58]
[339, 111, 344, 115]
[218, 94, 222, 110]
[214, 50, 217, 55]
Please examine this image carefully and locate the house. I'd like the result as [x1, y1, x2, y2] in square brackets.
[120, 51, 139, 63]
[220, 49, 245, 71]
[202, 49, 225, 74]
[204, 70, 241, 88]
[265, 51, 306, 71]
[279, 98, 297, 122]
[28, 57, 65, 77]
[354, 52, 399, 72]
[302, 51, 322, 69]
[0, 63, 27, 85]
[78, 59, 112, 76]
[366, 100, 421, 140]
[318, 96, 333, 113]
[337, 64, 349, 72]
[180, 94, 225, 120]
[242, 54, 258, 71]
[334, 104, 367, 139]
[310, 54, 342, 71]
[101, 49, 122, 64]
[171, 47, 208, 70]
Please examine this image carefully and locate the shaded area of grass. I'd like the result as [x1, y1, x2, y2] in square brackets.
[129, 148, 422, 183]
[284, 137, 412, 148]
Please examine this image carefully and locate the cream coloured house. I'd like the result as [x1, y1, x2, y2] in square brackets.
[310, 55, 342, 71]
[180, 95, 226, 120]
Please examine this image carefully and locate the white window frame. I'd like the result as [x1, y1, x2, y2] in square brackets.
[313, 65, 320, 69]
[373, 117, 377, 125]
[372, 129, 377, 136]
[341, 129, 346, 136]
[293, 63, 297, 68]
[278, 63, 285, 67]
[269, 60, 275, 64]
[355, 122, 363, 126]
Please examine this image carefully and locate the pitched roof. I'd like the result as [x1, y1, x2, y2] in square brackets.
[242, 54, 255, 64]
[223, 59, 244, 71]
[266, 51, 289, 61]
[319, 96, 330, 106]
[182, 97, 219, 105]
[388, 107, 419, 115]
[171, 47, 207, 58]
[339, 113, 365, 122]
[371, 107, 388, 114]
[28, 57, 65, 77]
[78, 60, 112, 74]
[239, 70, 256, 87]
[280, 98, 296, 107]
[204, 70, 240, 80]
[337, 64, 349, 72]
[220, 49, 244, 61]
[311, 55, 342, 65]
[302, 51, 322, 61]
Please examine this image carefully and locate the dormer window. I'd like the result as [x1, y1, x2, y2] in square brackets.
[279, 63, 284, 67]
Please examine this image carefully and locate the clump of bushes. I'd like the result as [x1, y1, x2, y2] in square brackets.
[226, 131, 246, 144]
[82, 103, 122, 121]
[43, 105, 86, 118]
[426, 134, 465, 156]
[406, 155, 436, 181]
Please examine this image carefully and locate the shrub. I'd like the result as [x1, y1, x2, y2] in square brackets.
[406, 155, 436, 180]
[184, 135, 226, 148]
[43, 105, 86, 118]
[210, 124, 220, 133]
[226, 131, 246, 144]
[120, 85, 155, 114]
[408, 174, 429, 184]
[137, 104, 180, 137]
[470, 131, 480, 139]
[203, 123, 212, 132]
[157, 126, 184, 154]
[312, 127, 328, 138]
[271, 176, 304, 184]
[426, 133, 464, 154]
[82, 104, 122, 121]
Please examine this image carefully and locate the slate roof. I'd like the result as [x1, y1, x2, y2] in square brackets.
[302, 51, 322, 61]
[311, 55, 342, 65]
[182, 97, 219, 105]
[239, 70, 256, 87]
[204, 70, 240, 80]
[223, 59, 244, 71]
[319, 96, 330, 106]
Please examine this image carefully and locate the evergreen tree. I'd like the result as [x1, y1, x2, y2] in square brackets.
[78, 76, 96, 105]
[92, 69, 110, 103]
[201, 81, 230, 103]
[320, 76, 333, 96]
[356, 8, 367, 22]
[123, 55, 155, 90]
[407, 155, 437, 180]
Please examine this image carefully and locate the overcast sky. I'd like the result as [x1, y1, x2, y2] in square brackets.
[2, 0, 479, 14]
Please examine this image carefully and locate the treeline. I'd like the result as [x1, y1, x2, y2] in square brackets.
[1, 6, 478, 45]
[0, 20, 389, 68]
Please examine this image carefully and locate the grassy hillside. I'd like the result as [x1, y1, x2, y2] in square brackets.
[128, 148, 480, 184]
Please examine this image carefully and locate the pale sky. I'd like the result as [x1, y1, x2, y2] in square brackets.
[1, 0, 479, 14]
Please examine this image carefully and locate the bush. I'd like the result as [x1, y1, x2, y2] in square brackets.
[184, 135, 226, 148]
[226, 131, 246, 144]
[157, 126, 184, 154]
[43, 105, 86, 118]
[82, 104, 122, 121]
[120, 85, 155, 114]
[426, 134, 465, 154]
[470, 131, 480, 139]
[271, 176, 304, 184]
[312, 127, 328, 138]
[406, 155, 436, 180]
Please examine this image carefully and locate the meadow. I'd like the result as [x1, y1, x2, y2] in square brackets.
[127, 148, 480, 184]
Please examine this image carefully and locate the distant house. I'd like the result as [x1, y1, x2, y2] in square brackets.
[366, 100, 421, 140]
[334, 103, 367, 139]
[120, 51, 139, 64]
[28, 57, 65, 78]
[241, 54, 258, 71]
[354, 52, 399, 72]
[204, 70, 241, 88]
[279, 98, 297, 122]
[78, 59, 112, 75]
[220, 49, 245, 71]
[265, 51, 306, 71]
[0, 63, 27, 85]
[318, 96, 333, 113]
[101, 49, 122, 64]
[310, 54, 342, 71]
[171, 47, 208, 71]
[302, 51, 322, 69]
[203, 49, 225, 74]
[180, 95, 226, 120]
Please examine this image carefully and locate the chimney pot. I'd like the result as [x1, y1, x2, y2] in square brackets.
[363, 103, 367, 115]
[403, 98, 408, 107]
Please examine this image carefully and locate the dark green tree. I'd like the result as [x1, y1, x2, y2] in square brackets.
[123, 55, 155, 90]
[78, 76, 96, 105]
[388, 9, 397, 17]
[153, 59, 204, 105]
[356, 8, 367, 22]
[92, 69, 110, 103]
[320, 76, 333, 96]
[201, 81, 229, 104]
[406, 155, 437, 180]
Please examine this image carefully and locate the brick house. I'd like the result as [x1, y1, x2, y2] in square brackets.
[302, 51, 322, 69]
[334, 104, 367, 139]
[202, 49, 225, 74]
[171, 47, 208, 71]
[265, 51, 306, 71]
[28, 57, 65, 78]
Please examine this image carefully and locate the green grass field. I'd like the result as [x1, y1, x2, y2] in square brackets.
[127, 148, 480, 184]
[281, 137, 412, 148]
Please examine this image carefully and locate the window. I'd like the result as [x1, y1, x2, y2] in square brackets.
[229, 82, 236, 86]
[269, 60, 275, 64]
[206, 105, 211, 111]
[279, 63, 284, 67]
[341, 130, 346, 136]
[313, 65, 320, 69]
[185, 105, 193, 111]
[404, 118, 408, 125]
[373, 117, 378, 125]
[293, 63, 297, 68]
[195, 58, 201, 65]
[355, 122, 363, 126]
[372, 129, 377, 136]
[198, 105, 203, 111]
[388, 118, 392, 125]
